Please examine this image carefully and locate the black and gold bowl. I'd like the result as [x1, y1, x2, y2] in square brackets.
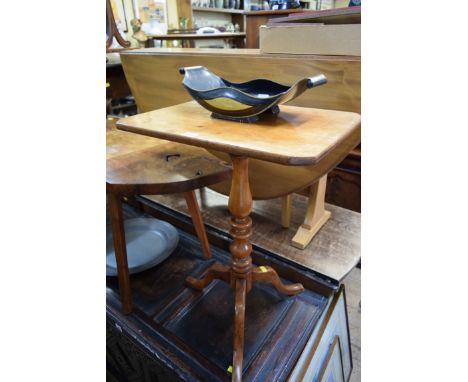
[179, 66, 327, 123]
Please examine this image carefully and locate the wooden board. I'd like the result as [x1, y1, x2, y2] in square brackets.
[116, 101, 360, 166]
[119, 48, 361, 114]
[142, 189, 360, 283]
[260, 24, 361, 56]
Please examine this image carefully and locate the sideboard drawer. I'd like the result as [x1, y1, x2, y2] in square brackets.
[288, 285, 352, 382]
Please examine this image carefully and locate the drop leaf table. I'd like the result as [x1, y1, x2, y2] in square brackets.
[116, 101, 361, 382]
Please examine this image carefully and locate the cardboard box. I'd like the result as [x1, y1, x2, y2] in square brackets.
[259, 23, 361, 56]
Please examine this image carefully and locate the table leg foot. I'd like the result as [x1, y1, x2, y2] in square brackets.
[252, 266, 304, 296]
[186, 262, 230, 290]
[291, 175, 331, 250]
[232, 278, 246, 382]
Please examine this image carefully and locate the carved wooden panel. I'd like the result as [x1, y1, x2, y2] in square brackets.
[107, 228, 330, 381]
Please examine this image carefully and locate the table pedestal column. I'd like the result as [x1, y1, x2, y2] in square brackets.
[186, 155, 304, 382]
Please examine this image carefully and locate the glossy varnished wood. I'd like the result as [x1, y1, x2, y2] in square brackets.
[228, 157, 254, 287]
[116, 101, 361, 166]
[107, 127, 232, 195]
[207, 125, 360, 199]
[184, 156, 303, 381]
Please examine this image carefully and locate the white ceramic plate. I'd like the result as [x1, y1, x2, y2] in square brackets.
[106, 218, 179, 276]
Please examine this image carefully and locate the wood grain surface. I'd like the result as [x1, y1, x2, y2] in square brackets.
[119, 48, 361, 114]
[116, 101, 361, 166]
[144, 188, 360, 283]
[107, 122, 231, 195]
[207, 125, 360, 199]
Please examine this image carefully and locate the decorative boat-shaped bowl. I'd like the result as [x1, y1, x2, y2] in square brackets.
[179, 66, 327, 123]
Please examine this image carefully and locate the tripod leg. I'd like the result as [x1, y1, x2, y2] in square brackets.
[252, 266, 304, 296]
[186, 262, 231, 290]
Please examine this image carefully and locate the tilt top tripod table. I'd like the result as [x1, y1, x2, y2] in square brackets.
[117, 101, 361, 382]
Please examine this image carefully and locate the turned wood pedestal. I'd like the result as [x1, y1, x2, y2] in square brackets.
[116, 101, 361, 382]
[186, 156, 303, 382]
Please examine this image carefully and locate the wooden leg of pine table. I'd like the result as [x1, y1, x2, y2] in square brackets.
[232, 278, 247, 382]
[184, 190, 211, 259]
[252, 265, 304, 295]
[291, 175, 331, 250]
[186, 262, 230, 290]
[108, 193, 132, 314]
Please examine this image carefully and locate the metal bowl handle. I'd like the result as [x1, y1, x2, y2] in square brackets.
[179, 66, 206, 75]
[307, 74, 327, 88]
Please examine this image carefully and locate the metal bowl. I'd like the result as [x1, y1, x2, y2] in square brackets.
[179, 66, 327, 123]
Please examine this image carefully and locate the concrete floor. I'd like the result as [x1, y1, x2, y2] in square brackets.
[343, 267, 361, 382]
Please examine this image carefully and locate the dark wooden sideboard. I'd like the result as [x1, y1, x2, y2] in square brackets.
[106, 196, 359, 381]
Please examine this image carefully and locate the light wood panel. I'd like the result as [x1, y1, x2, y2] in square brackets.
[119, 48, 361, 114]
[291, 175, 331, 249]
[116, 101, 360, 166]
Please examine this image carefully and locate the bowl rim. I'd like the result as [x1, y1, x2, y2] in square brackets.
[181, 66, 299, 101]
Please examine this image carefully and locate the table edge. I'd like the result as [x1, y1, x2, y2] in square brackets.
[117, 122, 359, 166]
